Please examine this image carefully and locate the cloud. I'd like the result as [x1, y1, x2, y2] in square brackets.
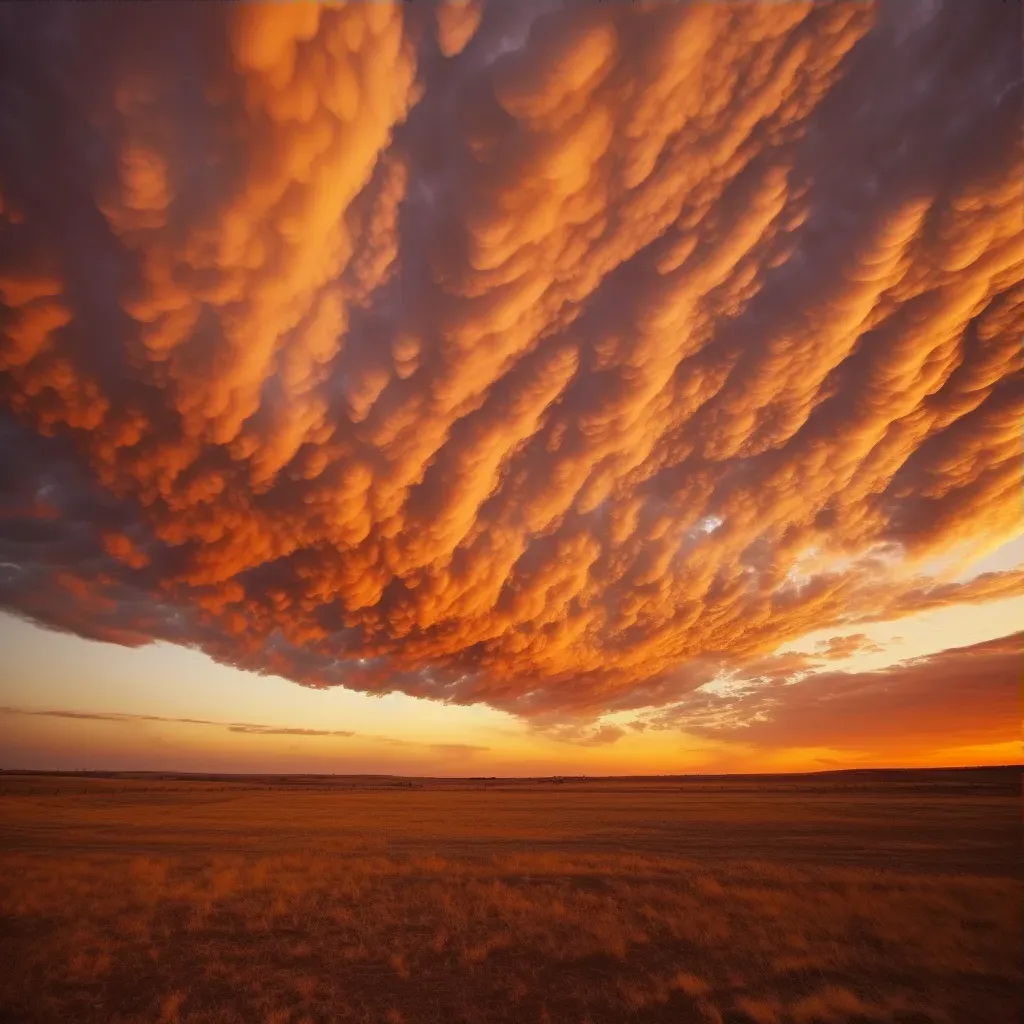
[814, 633, 884, 660]
[226, 724, 355, 738]
[532, 719, 628, 747]
[0, 3, 1021, 719]
[0, 704, 502, 762]
[428, 742, 489, 757]
[0, 705, 354, 738]
[644, 632, 1022, 756]
[435, 1, 484, 59]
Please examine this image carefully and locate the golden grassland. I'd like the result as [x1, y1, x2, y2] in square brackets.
[0, 770, 1019, 1024]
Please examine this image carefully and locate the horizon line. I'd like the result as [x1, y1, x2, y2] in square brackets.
[2, 764, 1019, 781]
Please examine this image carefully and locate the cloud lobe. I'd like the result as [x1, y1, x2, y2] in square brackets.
[0, 2, 1021, 719]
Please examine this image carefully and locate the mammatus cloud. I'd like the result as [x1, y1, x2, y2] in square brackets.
[637, 632, 1022, 756]
[0, 3, 1021, 719]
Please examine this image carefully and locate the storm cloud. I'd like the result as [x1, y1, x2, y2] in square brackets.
[0, 2, 1020, 718]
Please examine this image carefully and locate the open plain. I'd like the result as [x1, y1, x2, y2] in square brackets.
[0, 767, 1019, 1024]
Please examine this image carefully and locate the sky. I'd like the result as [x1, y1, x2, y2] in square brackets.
[0, 1, 1021, 776]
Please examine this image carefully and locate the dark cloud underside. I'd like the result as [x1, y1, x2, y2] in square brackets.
[0, 2, 1020, 718]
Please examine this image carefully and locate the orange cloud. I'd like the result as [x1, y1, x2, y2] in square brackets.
[0, 3, 1021, 720]
[435, 1, 483, 59]
[643, 632, 1022, 760]
[814, 634, 884, 660]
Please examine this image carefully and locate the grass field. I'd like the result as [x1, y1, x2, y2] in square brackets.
[0, 768, 1019, 1024]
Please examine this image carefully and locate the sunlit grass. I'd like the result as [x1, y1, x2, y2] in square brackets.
[0, 777, 1018, 1023]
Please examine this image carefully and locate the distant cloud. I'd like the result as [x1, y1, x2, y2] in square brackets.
[227, 724, 355, 738]
[644, 632, 1022, 756]
[0, 706, 222, 728]
[814, 634, 884, 660]
[428, 743, 490, 757]
[0, 705, 354, 739]
[0, 3, 1020, 721]
[532, 720, 628, 747]
[0, 705, 510, 758]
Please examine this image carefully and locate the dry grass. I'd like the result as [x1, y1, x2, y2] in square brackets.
[0, 773, 1019, 1023]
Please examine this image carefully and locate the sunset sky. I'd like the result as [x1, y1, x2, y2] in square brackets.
[0, 1, 1020, 776]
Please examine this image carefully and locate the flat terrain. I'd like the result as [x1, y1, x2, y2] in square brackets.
[0, 768, 1019, 1023]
